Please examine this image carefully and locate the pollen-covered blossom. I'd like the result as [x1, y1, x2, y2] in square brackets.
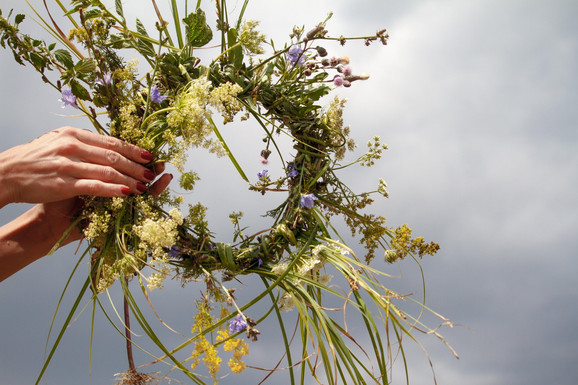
[287, 44, 306, 67]
[239, 20, 266, 54]
[378, 178, 389, 197]
[360, 136, 388, 167]
[228, 314, 248, 334]
[300, 193, 318, 209]
[208, 82, 243, 123]
[58, 87, 78, 108]
[278, 292, 295, 312]
[166, 77, 225, 158]
[271, 261, 289, 276]
[150, 85, 167, 103]
[134, 208, 183, 258]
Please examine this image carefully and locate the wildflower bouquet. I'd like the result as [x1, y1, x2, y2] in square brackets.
[1, 1, 454, 384]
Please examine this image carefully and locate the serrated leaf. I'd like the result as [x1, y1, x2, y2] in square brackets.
[135, 18, 155, 57]
[69, 79, 90, 101]
[182, 9, 213, 47]
[29, 52, 45, 69]
[135, 18, 149, 36]
[83, 9, 103, 20]
[107, 34, 132, 49]
[54, 49, 73, 69]
[75, 58, 96, 74]
[115, 0, 124, 18]
[15, 14, 25, 24]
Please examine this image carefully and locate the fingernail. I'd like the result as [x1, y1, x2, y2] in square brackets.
[121, 186, 131, 195]
[141, 150, 154, 161]
[136, 182, 147, 193]
[144, 170, 156, 181]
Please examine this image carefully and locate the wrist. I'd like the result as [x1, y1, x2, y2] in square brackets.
[0, 149, 17, 209]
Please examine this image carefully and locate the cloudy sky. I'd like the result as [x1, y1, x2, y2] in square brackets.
[1, 0, 577, 384]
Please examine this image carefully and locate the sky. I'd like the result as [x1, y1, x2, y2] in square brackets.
[1, 0, 577, 384]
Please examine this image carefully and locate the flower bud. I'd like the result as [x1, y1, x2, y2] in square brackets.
[315, 46, 328, 57]
[305, 24, 326, 41]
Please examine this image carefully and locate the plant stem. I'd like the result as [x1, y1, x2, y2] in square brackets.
[124, 278, 136, 371]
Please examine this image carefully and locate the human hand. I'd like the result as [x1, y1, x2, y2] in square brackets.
[0, 126, 166, 208]
[41, 168, 173, 247]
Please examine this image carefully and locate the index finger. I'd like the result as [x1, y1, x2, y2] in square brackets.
[70, 127, 154, 164]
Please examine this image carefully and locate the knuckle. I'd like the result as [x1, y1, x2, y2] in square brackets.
[105, 150, 121, 165]
[58, 141, 81, 156]
[102, 135, 119, 149]
[100, 166, 118, 181]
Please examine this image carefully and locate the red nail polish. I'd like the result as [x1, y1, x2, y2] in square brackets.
[121, 186, 131, 195]
[141, 150, 154, 161]
[136, 182, 147, 193]
[144, 170, 156, 181]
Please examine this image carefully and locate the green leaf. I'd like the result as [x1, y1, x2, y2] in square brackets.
[14, 14, 25, 24]
[115, 0, 124, 18]
[74, 58, 96, 74]
[227, 28, 243, 69]
[182, 9, 213, 47]
[83, 8, 103, 20]
[69, 79, 90, 101]
[29, 52, 45, 69]
[54, 49, 73, 69]
[48, 42, 56, 51]
[135, 18, 155, 57]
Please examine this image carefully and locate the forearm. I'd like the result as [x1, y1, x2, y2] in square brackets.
[0, 205, 63, 282]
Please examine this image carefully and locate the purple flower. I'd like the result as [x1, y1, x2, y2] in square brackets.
[168, 245, 181, 258]
[257, 169, 269, 181]
[228, 314, 247, 334]
[287, 163, 299, 178]
[287, 44, 306, 67]
[58, 87, 78, 108]
[96, 72, 112, 86]
[150, 85, 167, 103]
[300, 193, 318, 209]
[333, 75, 344, 87]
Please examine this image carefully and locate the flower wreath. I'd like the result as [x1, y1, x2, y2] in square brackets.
[1, 1, 450, 384]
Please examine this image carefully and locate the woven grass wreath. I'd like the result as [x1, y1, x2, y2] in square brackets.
[0, 1, 451, 384]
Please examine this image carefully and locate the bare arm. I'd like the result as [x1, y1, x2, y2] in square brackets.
[0, 126, 172, 281]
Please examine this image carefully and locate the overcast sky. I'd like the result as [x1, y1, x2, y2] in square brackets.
[1, 0, 577, 384]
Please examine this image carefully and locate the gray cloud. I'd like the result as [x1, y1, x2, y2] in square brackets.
[1, 0, 577, 384]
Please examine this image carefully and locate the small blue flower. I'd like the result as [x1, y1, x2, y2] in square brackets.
[150, 85, 167, 103]
[58, 87, 78, 108]
[96, 72, 112, 86]
[228, 314, 247, 334]
[287, 163, 299, 178]
[287, 44, 306, 67]
[300, 193, 318, 209]
[257, 169, 269, 181]
[168, 245, 181, 258]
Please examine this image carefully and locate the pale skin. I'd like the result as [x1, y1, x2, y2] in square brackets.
[0, 126, 172, 282]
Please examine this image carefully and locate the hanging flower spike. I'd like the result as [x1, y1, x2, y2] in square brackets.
[300, 193, 318, 209]
[58, 87, 78, 108]
[150, 85, 167, 103]
[228, 314, 248, 334]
